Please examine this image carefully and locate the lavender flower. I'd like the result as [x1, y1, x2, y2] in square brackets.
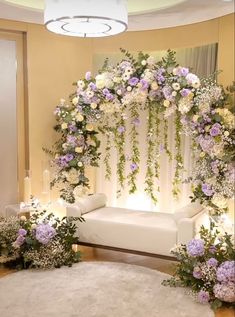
[180, 67, 189, 76]
[18, 228, 27, 236]
[128, 77, 139, 86]
[132, 118, 140, 126]
[207, 258, 218, 267]
[187, 239, 205, 257]
[201, 183, 214, 197]
[35, 223, 56, 245]
[216, 261, 235, 283]
[197, 290, 210, 304]
[117, 126, 125, 134]
[130, 163, 138, 172]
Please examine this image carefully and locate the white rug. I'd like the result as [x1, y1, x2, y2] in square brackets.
[0, 261, 213, 317]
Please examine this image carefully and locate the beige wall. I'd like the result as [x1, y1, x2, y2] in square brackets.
[0, 14, 234, 201]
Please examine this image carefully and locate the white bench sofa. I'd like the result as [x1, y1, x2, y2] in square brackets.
[66, 193, 208, 258]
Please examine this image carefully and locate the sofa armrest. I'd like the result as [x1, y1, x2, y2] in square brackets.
[177, 210, 209, 244]
[66, 205, 82, 218]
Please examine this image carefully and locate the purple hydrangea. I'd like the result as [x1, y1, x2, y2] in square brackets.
[130, 163, 138, 172]
[85, 71, 91, 81]
[210, 123, 221, 137]
[180, 88, 191, 97]
[179, 67, 189, 76]
[197, 135, 215, 154]
[139, 79, 149, 90]
[197, 290, 210, 304]
[187, 239, 205, 257]
[201, 183, 214, 197]
[214, 282, 235, 303]
[35, 223, 56, 245]
[193, 267, 202, 279]
[216, 261, 235, 283]
[15, 235, 26, 246]
[128, 77, 139, 86]
[18, 228, 27, 236]
[65, 153, 74, 162]
[88, 82, 97, 91]
[207, 258, 218, 267]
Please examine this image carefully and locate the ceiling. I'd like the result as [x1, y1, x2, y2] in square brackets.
[0, 0, 234, 31]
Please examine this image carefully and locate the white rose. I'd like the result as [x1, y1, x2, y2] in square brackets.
[127, 86, 132, 92]
[95, 74, 105, 89]
[212, 194, 228, 209]
[86, 123, 94, 131]
[192, 115, 199, 122]
[163, 100, 170, 107]
[75, 147, 83, 153]
[224, 131, 230, 137]
[75, 113, 84, 122]
[151, 81, 158, 90]
[77, 80, 85, 89]
[61, 123, 68, 130]
[141, 60, 147, 66]
[90, 103, 97, 109]
[72, 97, 79, 105]
[20, 216, 27, 221]
[77, 162, 83, 167]
[172, 83, 180, 91]
[172, 91, 177, 97]
[31, 224, 37, 230]
[117, 89, 122, 95]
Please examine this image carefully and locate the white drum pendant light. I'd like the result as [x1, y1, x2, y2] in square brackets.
[44, 0, 128, 37]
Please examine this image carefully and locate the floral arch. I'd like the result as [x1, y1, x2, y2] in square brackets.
[50, 50, 234, 216]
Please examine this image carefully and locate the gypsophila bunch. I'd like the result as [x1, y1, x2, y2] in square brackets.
[48, 49, 234, 215]
[0, 209, 84, 269]
[163, 222, 235, 310]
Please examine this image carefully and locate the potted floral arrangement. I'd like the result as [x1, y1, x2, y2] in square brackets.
[0, 209, 84, 269]
[163, 222, 235, 310]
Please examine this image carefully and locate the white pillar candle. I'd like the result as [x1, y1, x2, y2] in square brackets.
[42, 169, 50, 193]
[23, 176, 31, 204]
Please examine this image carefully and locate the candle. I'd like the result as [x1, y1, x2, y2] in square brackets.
[24, 176, 31, 204]
[42, 169, 50, 193]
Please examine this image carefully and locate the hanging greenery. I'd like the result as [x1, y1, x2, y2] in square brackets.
[50, 50, 234, 216]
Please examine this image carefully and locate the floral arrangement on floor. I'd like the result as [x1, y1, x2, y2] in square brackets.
[163, 222, 235, 310]
[48, 49, 234, 215]
[0, 210, 84, 269]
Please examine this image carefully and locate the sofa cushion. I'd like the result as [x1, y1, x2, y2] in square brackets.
[172, 202, 203, 223]
[78, 207, 178, 256]
[75, 193, 107, 215]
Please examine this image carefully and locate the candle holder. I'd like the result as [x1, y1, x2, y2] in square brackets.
[23, 170, 32, 205]
[41, 160, 51, 205]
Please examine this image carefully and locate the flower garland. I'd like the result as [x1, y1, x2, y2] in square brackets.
[51, 50, 234, 215]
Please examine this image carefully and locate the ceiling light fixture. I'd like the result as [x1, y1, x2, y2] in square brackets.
[44, 0, 128, 38]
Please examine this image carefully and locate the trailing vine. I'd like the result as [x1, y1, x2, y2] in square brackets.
[127, 103, 140, 193]
[144, 101, 158, 203]
[172, 112, 184, 198]
[163, 118, 173, 161]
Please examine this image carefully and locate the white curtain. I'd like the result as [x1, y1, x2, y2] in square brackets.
[95, 44, 218, 212]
